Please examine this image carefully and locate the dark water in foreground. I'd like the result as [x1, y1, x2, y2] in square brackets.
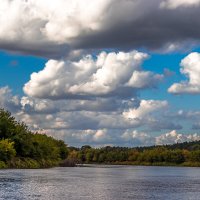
[0, 165, 200, 200]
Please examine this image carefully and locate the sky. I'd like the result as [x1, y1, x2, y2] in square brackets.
[1, 0, 200, 147]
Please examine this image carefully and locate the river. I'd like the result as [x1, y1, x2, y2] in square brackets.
[0, 165, 200, 200]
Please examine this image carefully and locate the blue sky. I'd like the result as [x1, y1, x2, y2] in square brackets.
[2, 50, 197, 113]
[142, 52, 200, 110]
[0, 51, 46, 94]
[1, 0, 200, 147]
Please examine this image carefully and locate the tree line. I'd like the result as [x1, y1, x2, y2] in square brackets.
[67, 142, 200, 167]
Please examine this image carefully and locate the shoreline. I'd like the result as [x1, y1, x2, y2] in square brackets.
[0, 163, 200, 170]
[76, 162, 200, 168]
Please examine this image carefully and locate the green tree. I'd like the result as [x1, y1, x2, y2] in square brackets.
[0, 139, 16, 161]
[0, 109, 18, 139]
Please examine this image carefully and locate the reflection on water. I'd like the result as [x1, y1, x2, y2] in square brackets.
[0, 166, 200, 200]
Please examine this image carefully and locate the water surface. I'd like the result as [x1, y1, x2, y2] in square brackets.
[0, 165, 200, 200]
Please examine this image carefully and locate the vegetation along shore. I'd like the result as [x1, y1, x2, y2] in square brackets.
[0, 109, 68, 169]
[0, 108, 200, 169]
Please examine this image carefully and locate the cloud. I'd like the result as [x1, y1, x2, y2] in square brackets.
[0, 86, 20, 112]
[20, 96, 59, 114]
[71, 129, 111, 144]
[156, 130, 200, 145]
[161, 0, 200, 9]
[123, 100, 183, 131]
[1, 0, 200, 57]
[123, 100, 168, 120]
[192, 123, 200, 130]
[121, 130, 155, 146]
[20, 96, 140, 113]
[167, 109, 200, 120]
[148, 121, 182, 132]
[45, 129, 151, 147]
[0, 0, 111, 57]
[1, 86, 198, 147]
[1, 86, 180, 134]
[121, 129, 200, 147]
[53, 129, 200, 147]
[44, 129, 119, 147]
[24, 51, 163, 99]
[18, 98, 181, 134]
[168, 52, 200, 94]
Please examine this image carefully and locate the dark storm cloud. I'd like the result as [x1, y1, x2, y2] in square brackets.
[0, 0, 200, 57]
[75, 5, 200, 51]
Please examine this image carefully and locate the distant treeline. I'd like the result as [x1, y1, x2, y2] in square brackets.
[0, 109, 68, 169]
[67, 141, 200, 167]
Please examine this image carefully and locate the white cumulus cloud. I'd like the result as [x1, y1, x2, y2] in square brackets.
[168, 52, 200, 94]
[156, 130, 200, 145]
[24, 51, 163, 99]
[123, 100, 168, 120]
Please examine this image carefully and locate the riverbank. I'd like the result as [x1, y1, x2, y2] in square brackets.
[0, 158, 62, 169]
[77, 161, 200, 168]
[1, 160, 200, 169]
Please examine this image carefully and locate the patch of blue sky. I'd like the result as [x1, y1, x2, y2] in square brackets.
[141, 52, 200, 111]
[0, 51, 47, 95]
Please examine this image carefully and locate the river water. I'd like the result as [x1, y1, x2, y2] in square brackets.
[0, 165, 199, 200]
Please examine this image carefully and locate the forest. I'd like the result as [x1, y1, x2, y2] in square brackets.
[0, 108, 200, 168]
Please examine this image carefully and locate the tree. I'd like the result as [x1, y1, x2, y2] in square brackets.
[0, 109, 17, 139]
[0, 139, 16, 161]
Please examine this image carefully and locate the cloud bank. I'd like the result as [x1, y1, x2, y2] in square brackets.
[24, 51, 163, 99]
[1, 0, 200, 57]
[1, 85, 199, 146]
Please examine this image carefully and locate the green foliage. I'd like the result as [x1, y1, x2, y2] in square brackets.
[7, 158, 60, 169]
[0, 139, 16, 161]
[67, 141, 200, 167]
[0, 109, 18, 139]
[56, 140, 69, 160]
[0, 108, 68, 168]
[0, 161, 7, 169]
[190, 150, 200, 162]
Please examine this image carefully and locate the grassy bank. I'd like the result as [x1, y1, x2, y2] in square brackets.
[91, 161, 200, 167]
[0, 158, 61, 169]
